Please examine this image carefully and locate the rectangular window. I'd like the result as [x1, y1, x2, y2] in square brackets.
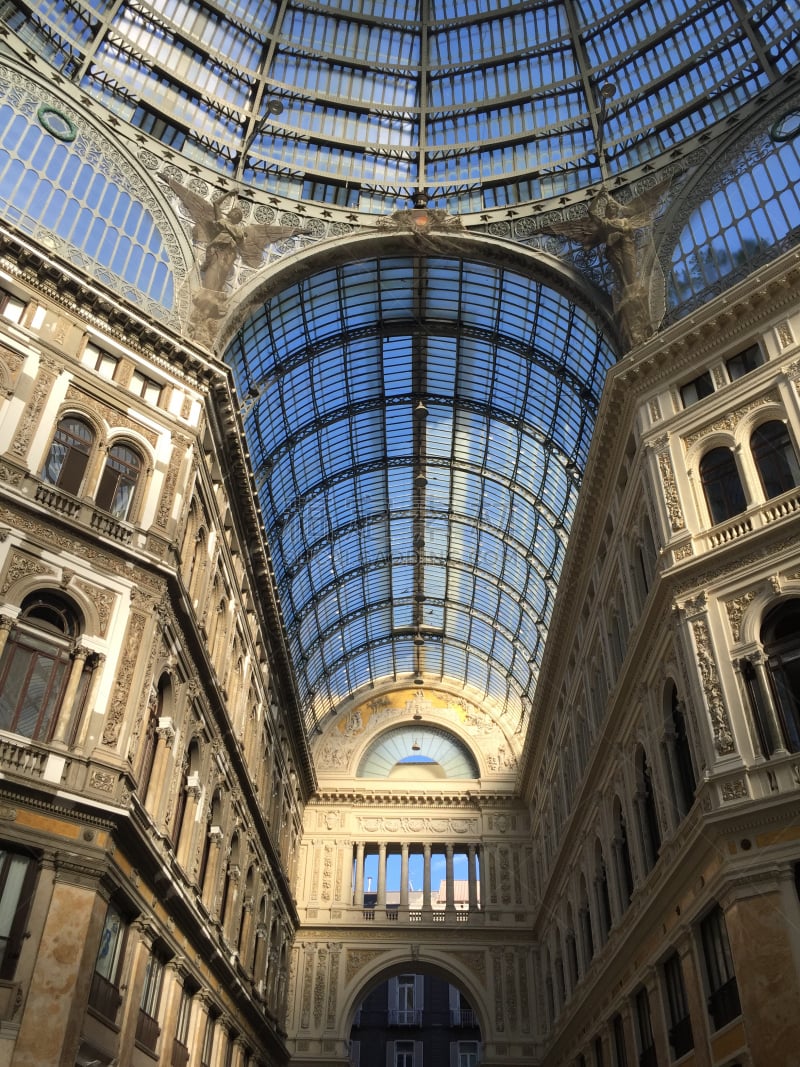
[84, 342, 119, 380]
[201, 1013, 216, 1067]
[700, 905, 741, 1030]
[635, 987, 657, 1066]
[663, 952, 693, 1058]
[130, 369, 163, 404]
[389, 974, 422, 1025]
[612, 1012, 628, 1067]
[89, 902, 127, 1020]
[454, 1040, 479, 1067]
[172, 984, 193, 1067]
[0, 848, 37, 979]
[680, 370, 714, 408]
[136, 952, 164, 1051]
[392, 1039, 417, 1067]
[726, 342, 764, 381]
[0, 291, 25, 323]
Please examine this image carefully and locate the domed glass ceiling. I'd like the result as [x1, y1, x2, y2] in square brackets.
[5, 0, 799, 214]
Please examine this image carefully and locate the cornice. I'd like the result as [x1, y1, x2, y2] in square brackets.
[0, 223, 215, 383]
[310, 790, 523, 809]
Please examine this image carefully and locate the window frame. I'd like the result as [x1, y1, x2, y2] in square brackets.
[699, 445, 747, 525]
[0, 846, 38, 980]
[750, 419, 800, 501]
[662, 951, 693, 1059]
[41, 415, 95, 497]
[95, 440, 144, 520]
[699, 905, 741, 1031]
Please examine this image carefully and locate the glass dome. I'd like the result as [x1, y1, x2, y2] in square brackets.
[5, 0, 799, 214]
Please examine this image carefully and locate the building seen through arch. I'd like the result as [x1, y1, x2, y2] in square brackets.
[0, 3, 800, 1067]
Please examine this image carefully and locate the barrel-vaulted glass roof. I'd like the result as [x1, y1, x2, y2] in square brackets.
[5, 0, 799, 215]
[226, 256, 615, 734]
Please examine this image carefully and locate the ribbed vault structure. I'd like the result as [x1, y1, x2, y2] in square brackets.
[226, 254, 616, 734]
[5, 0, 799, 214]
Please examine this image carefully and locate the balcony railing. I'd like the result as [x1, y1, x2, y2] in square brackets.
[450, 1009, 477, 1027]
[34, 480, 132, 544]
[668, 1015, 694, 1058]
[708, 977, 741, 1030]
[88, 972, 122, 1022]
[135, 1008, 161, 1052]
[388, 1008, 422, 1026]
[171, 1037, 190, 1067]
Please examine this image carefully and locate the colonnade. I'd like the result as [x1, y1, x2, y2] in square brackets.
[352, 842, 481, 912]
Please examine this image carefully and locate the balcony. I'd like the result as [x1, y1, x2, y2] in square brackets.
[388, 1008, 422, 1026]
[698, 485, 800, 553]
[33, 480, 133, 544]
[171, 1037, 189, 1067]
[668, 1015, 694, 1058]
[135, 1008, 161, 1053]
[450, 1009, 477, 1028]
[88, 972, 122, 1022]
[708, 976, 741, 1030]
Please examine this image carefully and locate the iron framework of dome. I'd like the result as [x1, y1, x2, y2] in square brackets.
[5, 0, 800, 214]
[226, 255, 616, 731]
[4, 0, 800, 737]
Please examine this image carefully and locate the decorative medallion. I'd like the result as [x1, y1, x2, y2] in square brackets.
[36, 104, 77, 142]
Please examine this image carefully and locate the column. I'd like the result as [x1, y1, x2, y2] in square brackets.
[423, 844, 432, 912]
[376, 842, 386, 907]
[156, 958, 186, 1067]
[445, 844, 455, 911]
[722, 874, 800, 1067]
[187, 990, 212, 1067]
[114, 919, 156, 1067]
[751, 652, 788, 755]
[51, 644, 91, 745]
[12, 860, 107, 1067]
[0, 614, 14, 658]
[75, 652, 106, 749]
[176, 772, 203, 871]
[202, 826, 224, 912]
[400, 843, 409, 910]
[253, 925, 268, 998]
[232, 1036, 248, 1067]
[354, 842, 364, 905]
[468, 844, 479, 911]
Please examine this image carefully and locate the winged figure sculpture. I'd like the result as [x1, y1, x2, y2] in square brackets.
[165, 177, 308, 292]
[537, 181, 670, 348]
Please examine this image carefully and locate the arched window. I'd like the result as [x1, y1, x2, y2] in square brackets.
[761, 600, 800, 753]
[594, 840, 612, 942]
[636, 749, 662, 872]
[700, 447, 746, 524]
[751, 420, 800, 500]
[41, 416, 94, 495]
[667, 685, 697, 818]
[578, 874, 594, 966]
[613, 797, 634, 910]
[0, 592, 85, 741]
[96, 442, 142, 519]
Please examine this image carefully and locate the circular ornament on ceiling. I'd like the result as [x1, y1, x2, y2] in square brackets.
[36, 105, 77, 142]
